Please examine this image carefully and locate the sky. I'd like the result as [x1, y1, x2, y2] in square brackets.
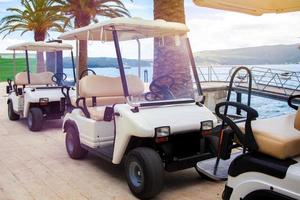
[0, 0, 300, 58]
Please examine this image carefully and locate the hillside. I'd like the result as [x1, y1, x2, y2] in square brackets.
[194, 44, 300, 65]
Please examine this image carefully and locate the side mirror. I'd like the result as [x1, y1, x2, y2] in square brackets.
[103, 106, 114, 122]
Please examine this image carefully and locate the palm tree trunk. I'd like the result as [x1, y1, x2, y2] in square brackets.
[154, 0, 185, 23]
[36, 52, 46, 73]
[76, 16, 91, 79]
[34, 31, 46, 73]
[78, 40, 88, 79]
[153, 0, 193, 97]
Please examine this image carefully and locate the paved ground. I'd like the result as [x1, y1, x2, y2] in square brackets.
[0, 83, 223, 200]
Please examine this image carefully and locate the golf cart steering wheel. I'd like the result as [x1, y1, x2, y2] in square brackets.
[79, 69, 96, 79]
[52, 73, 67, 86]
[145, 75, 175, 101]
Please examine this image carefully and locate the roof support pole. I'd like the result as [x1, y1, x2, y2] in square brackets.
[71, 50, 76, 83]
[13, 50, 16, 79]
[136, 39, 141, 78]
[55, 51, 57, 73]
[112, 27, 129, 98]
[75, 39, 79, 96]
[185, 37, 203, 96]
[25, 50, 30, 84]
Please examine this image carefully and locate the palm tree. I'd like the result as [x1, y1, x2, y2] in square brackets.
[153, 0, 193, 97]
[53, 0, 131, 78]
[0, 0, 68, 72]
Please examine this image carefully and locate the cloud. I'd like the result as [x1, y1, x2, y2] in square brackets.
[125, 2, 148, 11]
[187, 11, 300, 51]
[1, 1, 300, 58]
[0, 38, 26, 53]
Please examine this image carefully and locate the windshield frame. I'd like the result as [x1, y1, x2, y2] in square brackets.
[9, 48, 75, 85]
[111, 25, 203, 107]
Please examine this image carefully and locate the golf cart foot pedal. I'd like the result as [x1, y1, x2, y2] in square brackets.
[196, 152, 241, 181]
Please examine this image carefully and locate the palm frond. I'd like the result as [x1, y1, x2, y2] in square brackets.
[53, 0, 132, 27]
[0, 0, 69, 40]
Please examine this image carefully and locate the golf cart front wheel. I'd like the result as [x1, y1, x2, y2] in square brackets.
[125, 147, 164, 199]
[65, 124, 87, 159]
[28, 107, 43, 131]
[8, 101, 19, 121]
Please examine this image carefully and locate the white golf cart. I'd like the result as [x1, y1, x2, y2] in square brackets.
[6, 42, 75, 131]
[59, 17, 218, 199]
[199, 67, 300, 200]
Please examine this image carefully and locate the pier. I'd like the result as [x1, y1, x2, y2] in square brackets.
[199, 66, 300, 109]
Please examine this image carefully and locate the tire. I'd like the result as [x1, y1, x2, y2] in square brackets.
[125, 147, 164, 199]
[8, 101, 19, 121]
[65, 124, 88, 159]
[27, 107, 43, 131]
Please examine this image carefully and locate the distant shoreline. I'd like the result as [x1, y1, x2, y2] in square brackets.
[62, 63, 300, 68]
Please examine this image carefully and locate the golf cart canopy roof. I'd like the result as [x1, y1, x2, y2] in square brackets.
[193, 0, 300, 16]
[7, 42, 73, 51]
[58, 17, 189, 41]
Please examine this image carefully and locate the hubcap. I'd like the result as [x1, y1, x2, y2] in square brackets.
[8, 103, 12, 116]
[67, 133, 75, 153]
[129, 161, 144, 188]
[28, 112, 33, 127]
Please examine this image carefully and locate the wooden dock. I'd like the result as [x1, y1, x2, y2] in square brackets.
[201, 81, 300, 103]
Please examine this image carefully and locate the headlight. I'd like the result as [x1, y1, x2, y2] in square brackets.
[155, 126, 170, 138]
[201, 120, 213, 131]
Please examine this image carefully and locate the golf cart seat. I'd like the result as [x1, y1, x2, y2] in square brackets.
[15, 71, 54, 86]
[71, 96, 126, 107]
[86, 106, 107, 121]
[216, 93, 300, 161]
[76, 74, 144, 121]
[237, 111, 300, 159]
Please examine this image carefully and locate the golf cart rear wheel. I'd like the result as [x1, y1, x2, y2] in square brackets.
[65, 125, 87, 159]
[8, 101, 19, 121]
[125, 147, 164, 199]
[28, 107, 43, 131]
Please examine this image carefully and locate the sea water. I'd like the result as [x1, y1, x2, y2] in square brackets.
[64, 64, 300, 119]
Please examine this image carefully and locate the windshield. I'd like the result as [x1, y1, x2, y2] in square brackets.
[8, 49, 75, 86]
[118, 34, 199, 104]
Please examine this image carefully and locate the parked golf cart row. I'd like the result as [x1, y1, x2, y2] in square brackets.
[5, 17, 300, 200]
[5, 18, 219, 199]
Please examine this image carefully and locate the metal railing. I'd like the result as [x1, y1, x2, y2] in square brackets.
[249, 67, 300, 95]
[197, 66, 232, 82]
[197, 66, 300, 96]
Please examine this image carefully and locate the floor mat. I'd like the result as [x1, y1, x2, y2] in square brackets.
[196, 151, 242, 181]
